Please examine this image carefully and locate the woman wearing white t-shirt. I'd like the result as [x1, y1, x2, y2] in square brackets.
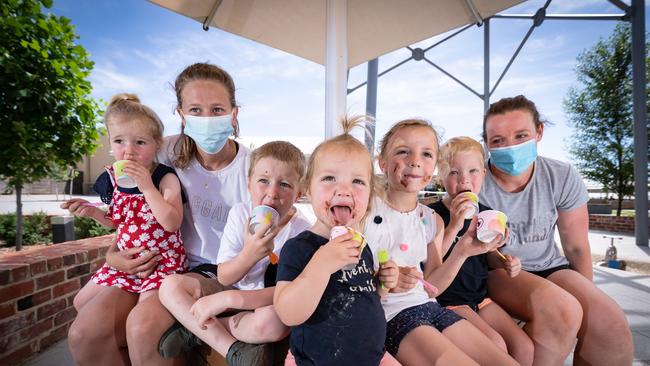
[67, 63, 251, 366]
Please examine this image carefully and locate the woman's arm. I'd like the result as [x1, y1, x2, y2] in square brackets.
[557, 204, 592, 280]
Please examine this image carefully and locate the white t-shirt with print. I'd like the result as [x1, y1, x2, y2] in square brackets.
[217, 202, 313, 290]
[364, 196, 439, 321]
[157, 135, 250, 268]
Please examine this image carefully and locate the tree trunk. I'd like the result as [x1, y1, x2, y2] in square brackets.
[616, 194, 623, 216]
[15, 184, 23, 251]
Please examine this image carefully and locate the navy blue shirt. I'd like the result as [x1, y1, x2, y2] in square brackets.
[277, 230, 386, 366]
[428, 200, 491, 308]
[93, 163, 186, 204]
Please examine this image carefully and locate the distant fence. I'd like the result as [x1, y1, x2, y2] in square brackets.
[0, 236, 112, 365]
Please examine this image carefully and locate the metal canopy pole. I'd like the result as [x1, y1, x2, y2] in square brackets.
[365, 58, 378, 154]
[631, 0, 648, 246]
[325, 0, 347, 138]
[483, 18, 490, 113]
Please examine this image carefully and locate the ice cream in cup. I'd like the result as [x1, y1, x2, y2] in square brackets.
[113, 160, 137, 188]
[476, 210, 507, 243]
[249, 205, 280, 235]
[462, 191, 479, 219]
[330, 226, 367, 270]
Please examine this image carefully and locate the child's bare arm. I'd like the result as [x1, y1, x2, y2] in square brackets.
[61, 199, 114, 228]
[425, 215, 505, 292]
[218, 220, 279, 286]
[274, 234, 359, 326]
[137, 170, 183, 232]
[441, 194, 473, 255]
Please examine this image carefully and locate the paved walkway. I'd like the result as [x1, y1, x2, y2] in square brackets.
[3, 195, 649, 364]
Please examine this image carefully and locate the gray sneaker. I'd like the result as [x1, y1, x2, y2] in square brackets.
[225, 341, 273, 366]
[158, 322, 203, 358]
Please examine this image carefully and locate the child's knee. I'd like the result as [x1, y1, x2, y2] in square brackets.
[251, 309, 289, 341]
[159, 273, 192, 302]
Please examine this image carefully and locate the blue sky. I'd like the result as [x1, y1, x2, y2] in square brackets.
[48, 1, 646, 166]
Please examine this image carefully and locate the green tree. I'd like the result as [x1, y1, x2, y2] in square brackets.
[564, 23, 650, 216]
[0, 0, 101, 250]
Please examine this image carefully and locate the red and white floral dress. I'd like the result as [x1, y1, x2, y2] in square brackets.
[92, 164, 187, 293]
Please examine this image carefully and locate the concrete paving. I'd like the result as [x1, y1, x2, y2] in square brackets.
[2, 195, 649, 365]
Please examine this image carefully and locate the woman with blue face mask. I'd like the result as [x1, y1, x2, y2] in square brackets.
[479, 95, 632, 366]
[67, 63, 264, 366]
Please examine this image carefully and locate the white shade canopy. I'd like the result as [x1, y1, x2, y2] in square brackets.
[149, 0, 523, 68]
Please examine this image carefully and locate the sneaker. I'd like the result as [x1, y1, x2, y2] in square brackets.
[158, 322, 203, 358]
[225, 341, 273, 366]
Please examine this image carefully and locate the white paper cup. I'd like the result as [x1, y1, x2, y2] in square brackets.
[113, 160, 137, 188]
[331, 226, 367, 270]
[476, 210, 507, 243]
[463, 192, 479, 219]
[249, 205, 280, 235]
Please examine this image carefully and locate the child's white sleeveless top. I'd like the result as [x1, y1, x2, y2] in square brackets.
[364, 196, 438, 321]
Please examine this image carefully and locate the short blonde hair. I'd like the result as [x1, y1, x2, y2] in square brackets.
[249, 141, 306, 184]
[304, 115, 375, 210]
[104, 93, 164, 146]
[437, 136, 485, 183]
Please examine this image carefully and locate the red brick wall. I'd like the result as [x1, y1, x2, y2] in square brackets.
[0, 235, 112, 365]
[589, 215, 649, 233]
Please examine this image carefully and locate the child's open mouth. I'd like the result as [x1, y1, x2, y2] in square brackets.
[330, 205, 353, 225]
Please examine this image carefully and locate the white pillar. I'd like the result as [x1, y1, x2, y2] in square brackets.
[325, 0, 347, 138]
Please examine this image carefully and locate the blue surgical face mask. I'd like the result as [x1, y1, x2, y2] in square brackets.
[488, 138, 538, 176]
[183, 113, 234, 154]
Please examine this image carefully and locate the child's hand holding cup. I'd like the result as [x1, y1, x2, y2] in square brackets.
[476, 210, 509, 261]
[330, 226, 368, 270]
[113, 160, 137, 188]
[249, 205, 280, 264]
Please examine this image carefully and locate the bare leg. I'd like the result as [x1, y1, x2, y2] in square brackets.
[126, 288, 181, 366]
[68, 285, 137, 366]
[73, 281, 109, 311]
[488, 269, 582, 366]
[443, 319, 518, 366]
[450, 306, 507, 353]
[159, 273, 235, 356]
[225, 305, 289, 344]
[548, 270, 633, 366]
[396, 326, 478, 366]
[479, 302, 534, 366]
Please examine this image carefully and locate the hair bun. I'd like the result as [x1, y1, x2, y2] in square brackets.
[108, 93, 140, 107]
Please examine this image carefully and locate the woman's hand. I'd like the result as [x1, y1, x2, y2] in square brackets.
[313, 232, 360, 274]
[190, 291, 232, 330]
[105, 245, 161, 275]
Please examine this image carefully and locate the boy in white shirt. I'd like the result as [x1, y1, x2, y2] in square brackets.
[160, 141, 311, 365]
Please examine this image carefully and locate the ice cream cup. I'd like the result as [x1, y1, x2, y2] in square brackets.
[476, 210, 507, 243]
[331, 226, 367, 270]
[463, 191, 479, 219]
[113, 160, 137, 188]
[249, 205, 280, 235]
